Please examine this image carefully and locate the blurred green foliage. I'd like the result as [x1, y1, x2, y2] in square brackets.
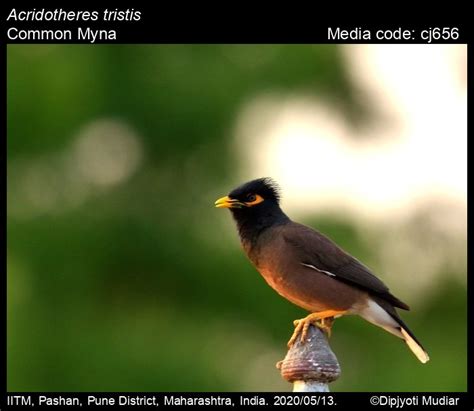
[7, 45, 466, 391]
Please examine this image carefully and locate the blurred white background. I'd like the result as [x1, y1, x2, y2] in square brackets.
[234, 44, 467, 301]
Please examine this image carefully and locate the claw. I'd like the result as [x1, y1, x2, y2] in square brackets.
[317, 318, 332, 338]
[286, 310, 346, 347]
[287, 319, 305, 347]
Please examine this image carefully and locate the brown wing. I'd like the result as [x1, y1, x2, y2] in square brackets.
[282, 222, 409, 310]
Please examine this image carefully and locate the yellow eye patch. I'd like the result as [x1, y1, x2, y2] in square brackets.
[245, 194, 264, 206]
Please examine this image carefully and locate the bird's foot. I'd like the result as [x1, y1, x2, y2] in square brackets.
[287, 310, 344, 347]
[287, 316, 332, 347]
[319, 317, 334, 338]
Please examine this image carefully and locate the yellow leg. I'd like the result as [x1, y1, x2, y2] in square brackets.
[319, 316, 335, 338]
[287, 310, 346, 347]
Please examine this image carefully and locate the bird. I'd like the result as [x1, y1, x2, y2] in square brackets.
[215, 177, 429, 363]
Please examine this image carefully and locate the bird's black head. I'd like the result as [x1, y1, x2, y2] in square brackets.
[216, 177, 281, 209]
[215, 177, 289, 243]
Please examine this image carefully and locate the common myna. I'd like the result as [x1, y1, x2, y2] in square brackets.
[215, 177, 429, 363]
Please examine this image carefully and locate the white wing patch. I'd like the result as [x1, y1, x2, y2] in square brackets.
[301, 263, 336, 277]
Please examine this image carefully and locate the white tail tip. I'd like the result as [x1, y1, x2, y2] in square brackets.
[400, 327, 430, 363]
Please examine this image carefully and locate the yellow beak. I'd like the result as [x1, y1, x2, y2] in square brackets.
[214, 196, 244, 208]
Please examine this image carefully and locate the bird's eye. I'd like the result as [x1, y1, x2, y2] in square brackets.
[247, 194, 256, 202]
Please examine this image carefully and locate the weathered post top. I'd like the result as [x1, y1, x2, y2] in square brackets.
[276, 324, 341, 392]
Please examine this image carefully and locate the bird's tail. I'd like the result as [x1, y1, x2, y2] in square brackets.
[360, 298, 430, 363]
[391, 314, 430, 364]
